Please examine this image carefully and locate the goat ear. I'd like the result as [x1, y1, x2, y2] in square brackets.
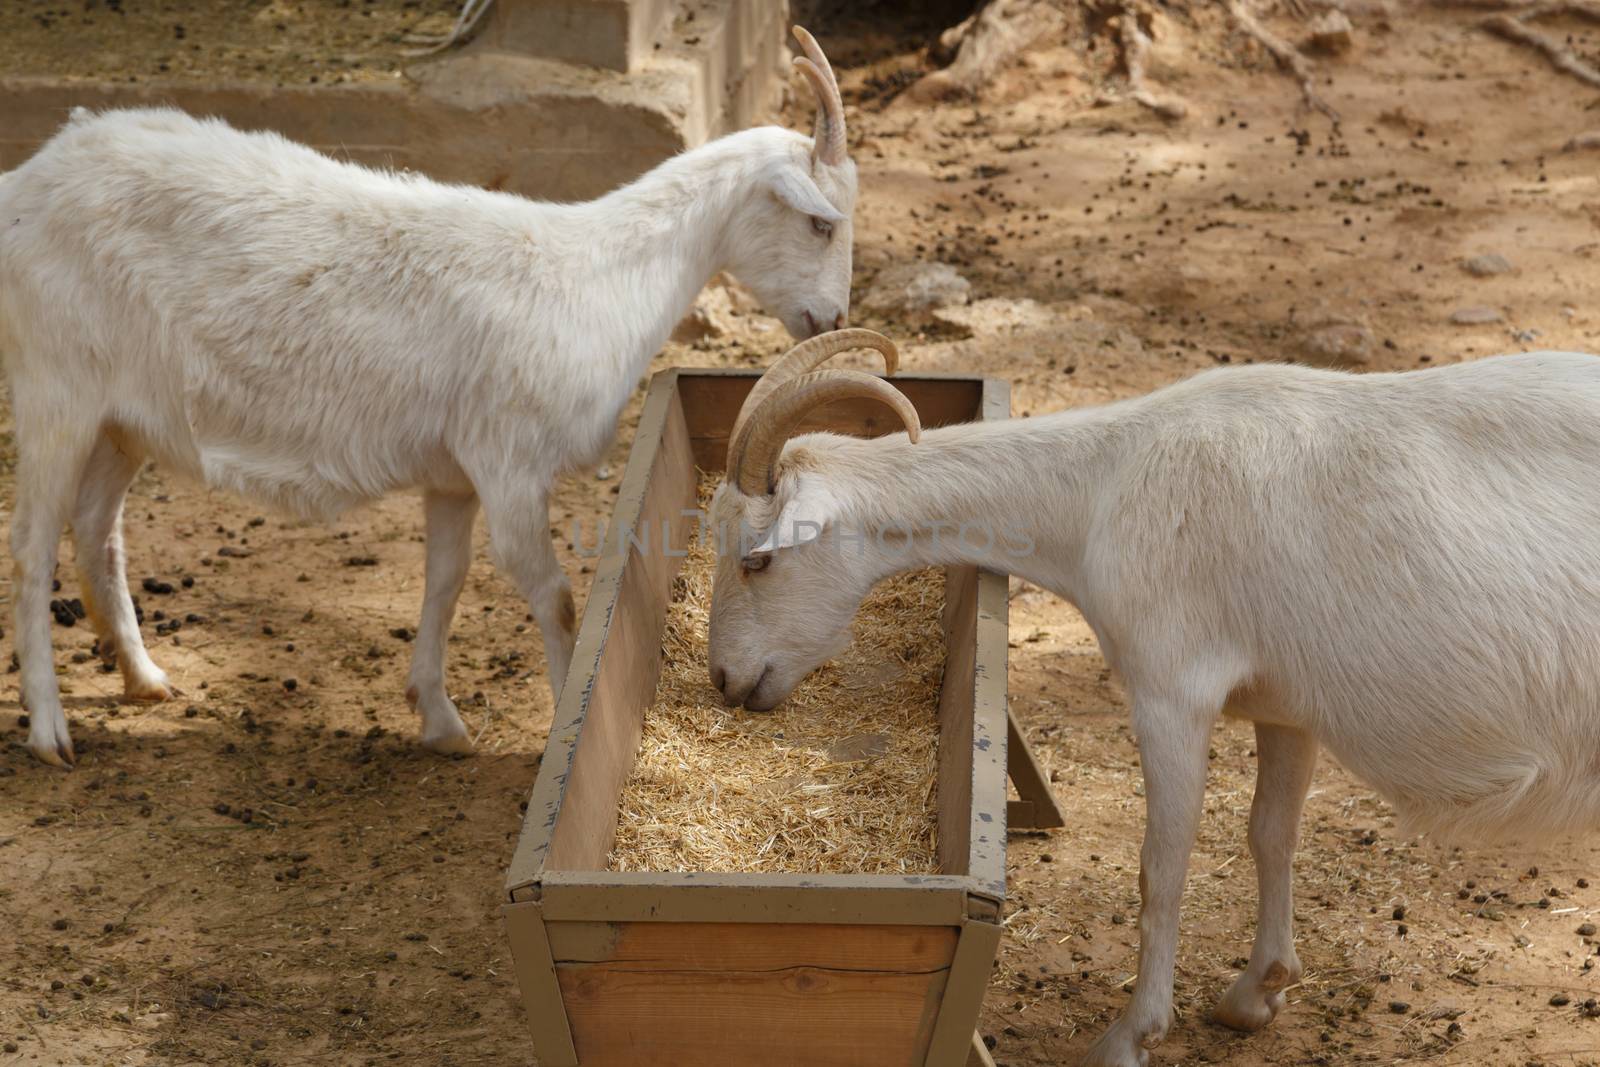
[752, 476, 842, 553]
[768, 165, 845, 224]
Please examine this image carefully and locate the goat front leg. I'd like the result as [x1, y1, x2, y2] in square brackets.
[13, 416, 101, 767]
[1213, 723, 1317, 1031]
[72, 434, 170, 703]
[1084, 694, 1214, 1067]
[407, 490, 479, 754]
[481, 484, 575, 705]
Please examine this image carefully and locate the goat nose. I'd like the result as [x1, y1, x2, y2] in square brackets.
[802, 309, 819, 337]
[832, 311, 846, 330]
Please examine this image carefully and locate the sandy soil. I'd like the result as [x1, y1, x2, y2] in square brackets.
[0, 1, 463, 86]
[4, 3, 1600, 1066]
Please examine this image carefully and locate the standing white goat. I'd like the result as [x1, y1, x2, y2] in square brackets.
[0, 29, 858, 768]
[706, 331, 1600, 1067]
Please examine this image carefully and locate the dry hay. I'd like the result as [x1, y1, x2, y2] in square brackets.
[608, 475, 946, 875]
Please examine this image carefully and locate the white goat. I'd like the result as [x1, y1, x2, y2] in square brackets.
[706, 331, 1600, 1067]
[0, 29, 858, 767]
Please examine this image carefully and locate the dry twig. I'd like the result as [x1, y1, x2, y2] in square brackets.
[1119, 12, 1189, 120]
[1226, 0, 1341, 121]
[1483, 12, 1600, 88]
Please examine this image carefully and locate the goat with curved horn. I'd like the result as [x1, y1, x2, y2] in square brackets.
[727, 328, 900, 451]
[792, 25, 847, 167]
[728, 368, 921, 497]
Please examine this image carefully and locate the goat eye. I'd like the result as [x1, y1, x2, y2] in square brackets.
[741, 553, 771, 574]
[810, 216, 833, 238]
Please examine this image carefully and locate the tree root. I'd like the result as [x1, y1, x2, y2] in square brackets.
[1483, 11, 1600, 88]
[1118, 11, 1189, 120]
[909, 0, 1066, 101]
[1225, 0, 1341, 122]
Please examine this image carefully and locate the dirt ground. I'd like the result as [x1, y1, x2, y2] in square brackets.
[4, 3, 1600, 1066]
[0, 1, 462, 85]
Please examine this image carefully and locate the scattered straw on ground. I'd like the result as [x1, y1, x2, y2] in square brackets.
[608, 475, 946, 875]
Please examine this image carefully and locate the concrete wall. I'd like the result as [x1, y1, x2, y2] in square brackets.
[0, 0, 791, 203]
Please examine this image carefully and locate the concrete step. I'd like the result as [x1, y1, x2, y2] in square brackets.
[480, 0, 678, 74]
[657, 0, 792, 144]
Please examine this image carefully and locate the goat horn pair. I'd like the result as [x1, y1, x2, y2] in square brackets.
[727, 329, 921, 498]
[792, 25, 847, 168]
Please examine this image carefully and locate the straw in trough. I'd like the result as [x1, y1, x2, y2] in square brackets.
[608, 475, 946, 875]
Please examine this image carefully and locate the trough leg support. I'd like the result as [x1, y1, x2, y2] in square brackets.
[504, 898, 579, 1066]
[925, 913, 1003, 1067]
[968, 1031, 998, 1067]
[1005, 707, 1065, 830]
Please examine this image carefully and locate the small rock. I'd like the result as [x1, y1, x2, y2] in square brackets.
[670, 285, 738, 343]
[1389, 1001, 1411, 1014]
[1579, 922, 1597, 937]
[1552, 992, 1572, 1007]
[862, 262, 971, 318]
[1299, 321, 1374, 367]
[1462, 253, 1512, 277]
[1451, 306, 1504, 326]
[1303, 10, 1354, 56]
[594, 465, 614, 482]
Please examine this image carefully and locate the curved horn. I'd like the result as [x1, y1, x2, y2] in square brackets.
[728, 369, 922, 498]
[792, 26, 846, 166]
[728, 328, 899, 451]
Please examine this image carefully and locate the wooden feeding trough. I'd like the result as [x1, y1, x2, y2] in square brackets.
[504, 367, 1064, 1067]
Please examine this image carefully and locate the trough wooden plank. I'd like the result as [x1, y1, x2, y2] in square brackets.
[506, 371, 684, 896]
[554, 922, 956, 1066]
[547, 920, 957, 971]
[547, 388, 699, 872]
[676, 372, 985, 470]
[937, 565, 979, 877]
[537, 870, 974, 924]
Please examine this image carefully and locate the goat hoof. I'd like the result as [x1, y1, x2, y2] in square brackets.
[28, 718, 75, 769]
[1214, 966, 1294, 1032]
[1082, 1022, 1151, 1067]
[422, 728, 474, 756]
[29, 742, 75, 769]
[124, 668, 174, 703]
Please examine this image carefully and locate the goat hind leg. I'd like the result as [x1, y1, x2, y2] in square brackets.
[72, 434, 170, 702]
[13, 419, 101, 766]
[481, 485, 575, 705]
[1213, 723, 1317, 1031]
[407, 490, 479, 754]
